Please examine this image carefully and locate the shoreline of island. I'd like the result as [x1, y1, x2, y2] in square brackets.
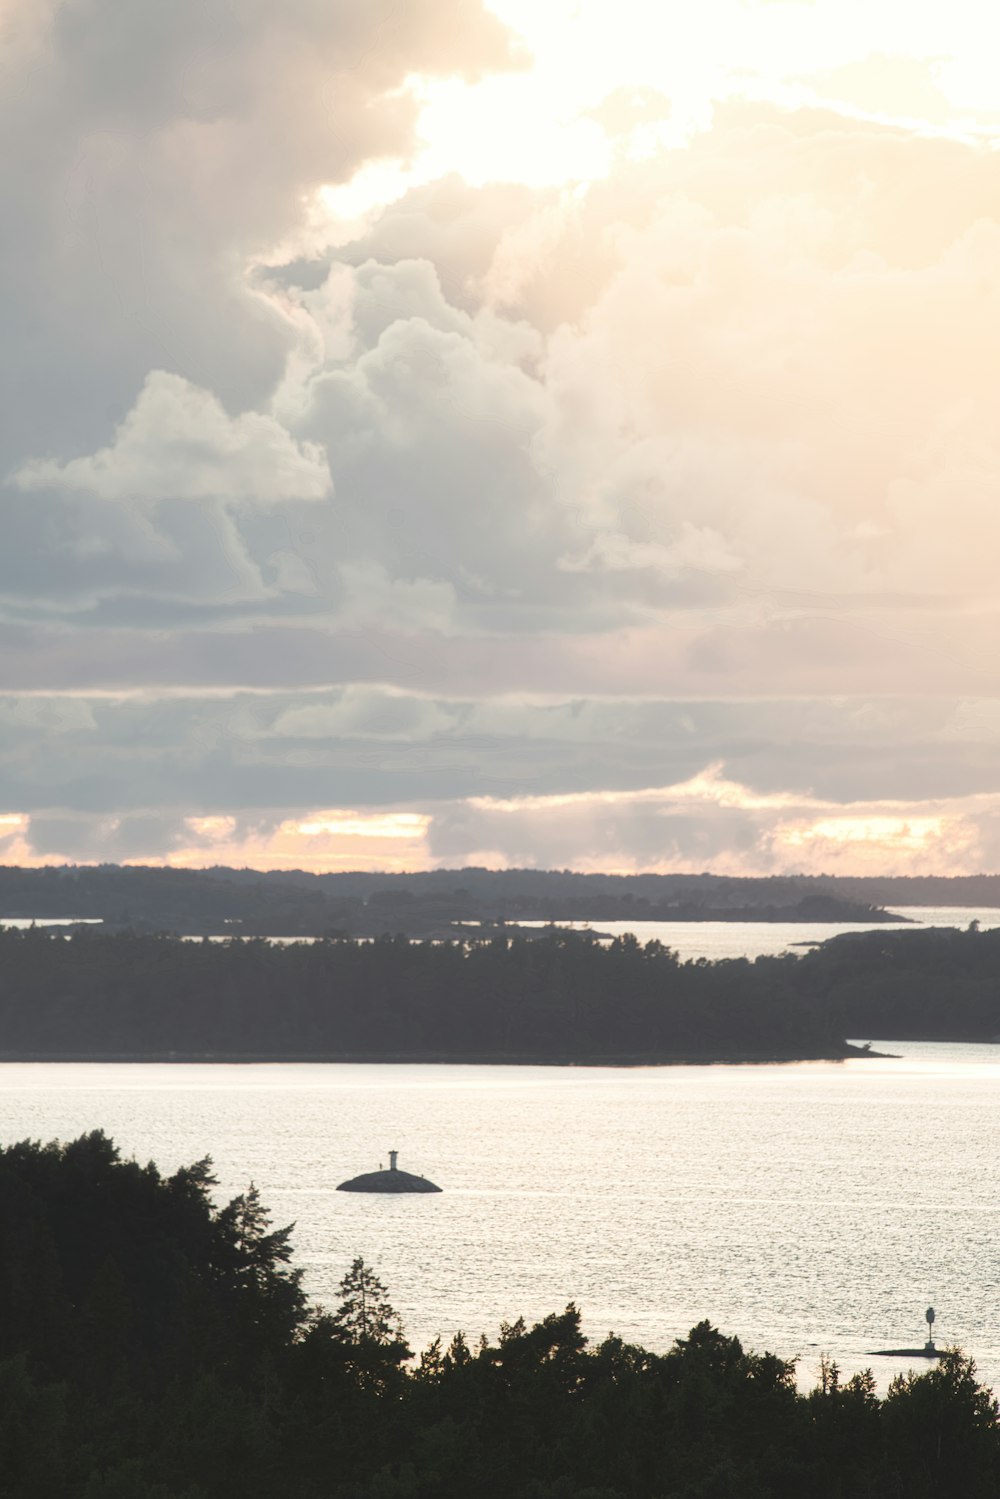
[0, 1042, 895, 1065]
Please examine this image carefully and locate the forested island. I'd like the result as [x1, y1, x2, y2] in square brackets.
[1, 1130, 997, 1498]
[1, 921, 999, 1062]
[0, 925, 835, 1061]
[0, 864, 902, 937]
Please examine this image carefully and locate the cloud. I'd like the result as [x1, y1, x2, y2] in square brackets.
[8, 806, 435, 874]
[0, 0, 526, 637]
[5, 0, 1000, 875]
[25, 811, 190, 862]
[310, 176, 542, 312]
[271, 106, 1000, 684]
[13, 103, 1000, 657]
[0, 0, 519, 471]
[558, 523, 743, 579]
[2, 688, 1000, 875]
[426, 774, 996, 878]
[272, 689, 455, 742]
[13, 372, 332, 504]
[11, 763, 998, 876]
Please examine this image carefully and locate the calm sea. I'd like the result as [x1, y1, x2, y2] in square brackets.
[521, 905, 1000, 960]
[7, 903, 1000, 959]
[2, 1041, 999, 1394]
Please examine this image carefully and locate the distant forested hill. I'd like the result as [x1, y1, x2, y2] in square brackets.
[0, 863, 905, 936]
[789, 873, 1000, 908]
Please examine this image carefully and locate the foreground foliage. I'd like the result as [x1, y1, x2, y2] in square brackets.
[1, 1133, 998, 1498]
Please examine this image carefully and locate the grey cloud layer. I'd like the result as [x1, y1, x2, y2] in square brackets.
[1, 688, 996, 812]
[4, 688, 1000, 868]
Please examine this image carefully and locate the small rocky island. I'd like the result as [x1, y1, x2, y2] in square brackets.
[336, 1150, 442, 1193]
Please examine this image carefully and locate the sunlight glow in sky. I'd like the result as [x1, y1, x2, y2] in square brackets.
[321, 0, 1000, 228]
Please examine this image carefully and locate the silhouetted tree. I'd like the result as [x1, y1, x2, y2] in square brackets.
[332, 1256, 402, 1346]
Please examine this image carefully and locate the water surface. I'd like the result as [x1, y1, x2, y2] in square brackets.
[2, 1042, 998, 1393]
[528, 905, 1000, 961]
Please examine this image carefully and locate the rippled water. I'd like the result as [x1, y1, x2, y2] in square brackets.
[527, 905, 1000, 960]
[2, 1042, 999, 1393]
[7, 903, 1000, 960]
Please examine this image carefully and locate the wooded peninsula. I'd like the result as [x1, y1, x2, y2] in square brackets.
[0, 921, 996, 1062]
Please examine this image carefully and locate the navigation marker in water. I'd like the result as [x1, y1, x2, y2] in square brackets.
[869, 1303, 942, 1359]
[336, 1150, 443, 1193]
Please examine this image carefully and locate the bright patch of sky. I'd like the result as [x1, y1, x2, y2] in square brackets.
[323, 0, 1000, 229]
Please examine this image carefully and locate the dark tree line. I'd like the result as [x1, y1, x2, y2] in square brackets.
[2, 922, 999, 1063]
[798, 923, 1000, 1040]
[0, 927, 842, 1061]
[1, 1132, 998, 1498]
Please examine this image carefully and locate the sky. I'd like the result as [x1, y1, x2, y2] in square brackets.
[2, 0, 1000, 876]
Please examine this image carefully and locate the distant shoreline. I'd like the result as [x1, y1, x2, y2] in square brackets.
[0, 910, 910, 939]
[0, 1043, 889, 1066]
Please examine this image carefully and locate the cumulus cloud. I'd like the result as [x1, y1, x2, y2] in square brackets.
[261, 105, 1000, 686]
[0, 0, 519, 469]
[13, 372, 332, 504]
[13, 102, 1000, 653]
